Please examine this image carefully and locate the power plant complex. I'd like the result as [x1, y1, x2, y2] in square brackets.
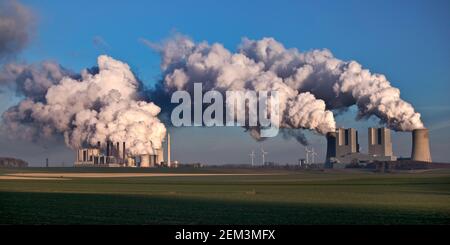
[325, 127, 432, 168]
[75, 133, 173, 168]
[73, 126, 433, 168]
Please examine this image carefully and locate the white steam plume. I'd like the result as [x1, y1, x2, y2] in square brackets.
[147, 34, 336, 143]
[146, 34, 423, 139]
[239, 37, 423, 131]
[1, 55, 166, 155]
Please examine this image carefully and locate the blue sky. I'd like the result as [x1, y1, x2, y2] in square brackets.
[2, 0, 450, 165]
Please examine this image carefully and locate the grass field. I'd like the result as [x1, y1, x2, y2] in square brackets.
[0, 167, 449, 224]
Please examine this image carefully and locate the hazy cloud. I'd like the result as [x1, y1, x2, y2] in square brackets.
[0, 0, 34, 60]
[93, 35, 110, 50]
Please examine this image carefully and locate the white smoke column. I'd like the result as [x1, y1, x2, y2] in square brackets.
[147, 34, 336, 142]
[2, 55, 166, 155]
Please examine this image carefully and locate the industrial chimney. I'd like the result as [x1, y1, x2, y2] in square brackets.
[167, 133, 171, 167]
[106, 140, 110, 156]
[122, 142, 126, 164]
[325, 132, 336, 168]
[411, 128, 432, 162]
[116, 142, 120, 158]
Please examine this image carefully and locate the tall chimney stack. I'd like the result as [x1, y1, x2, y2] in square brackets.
[122, 142, 126, 164]
[110, 141, 114, 156]
[106, 140, 110, 156]
[411, 128, 432, 162]
[325, 132, 336, 168]
[167, 132, 171, 167]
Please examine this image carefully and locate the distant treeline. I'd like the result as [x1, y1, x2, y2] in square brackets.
[0, 157, 28, 168]
[364, 160, 450, 172]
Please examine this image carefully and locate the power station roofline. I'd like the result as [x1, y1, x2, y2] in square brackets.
[326, 126, 400, 168]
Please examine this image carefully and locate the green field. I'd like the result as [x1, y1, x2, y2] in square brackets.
[0, 167, 449, 224]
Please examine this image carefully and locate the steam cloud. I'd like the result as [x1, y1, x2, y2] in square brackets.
[148, 35, 336, 142]
[145, 34, 423, 143]
[0, 0, 33, 61]
[0, 21, 424, 151]
[240, 37, 424, 131]
[1, 55, 166, 155]
[0, 61, 73, 100]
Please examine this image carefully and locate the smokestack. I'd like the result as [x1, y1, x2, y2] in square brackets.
[110, 141, 114, 156]
[325, 132, 336, 168]
[157, 147, 164, 165]
[411, 128, 432, 162]
[122, 142, 126, 164]
[167, 132, 171, 167]
[116, 142, 120, 158]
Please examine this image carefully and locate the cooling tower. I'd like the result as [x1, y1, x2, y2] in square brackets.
[325, 132, 336, 168]
[140, 154, 150, 167]
[411, 128, 432, 162]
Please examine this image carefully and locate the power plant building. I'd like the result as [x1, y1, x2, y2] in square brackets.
[336, 128, 360, 157]
[75, 133, 172, 167]
[326, 127, 397, 167]
[368, 127, 393, 157]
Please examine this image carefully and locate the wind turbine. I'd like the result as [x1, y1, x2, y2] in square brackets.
[310, 147, 318, 164]
[304, 147, 311, 164]
[261, 146, 268, 165]
[249, 150, 255, 167]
